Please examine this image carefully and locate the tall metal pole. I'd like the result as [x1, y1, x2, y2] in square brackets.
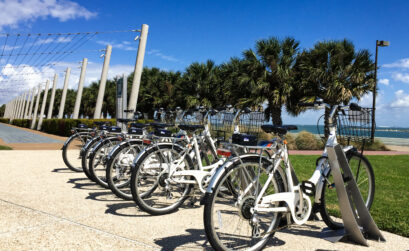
[37, 80, 50, 130]
[73, 58, 88, 119]
[94, 45, 112, 119]
[128, 24, 149, 118]
[28, 88, 36, 119]
[58, 68, 71, 119]
[47, 74, 58, 119]
[31, 84, 42, 129]
[123, 73, 127, 119]
[23, 89, 33, 119]
[371, 41, 379, 143]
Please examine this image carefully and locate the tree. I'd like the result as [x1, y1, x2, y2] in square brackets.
[241, 37, 300, 125]
[293, 39, 375, 135]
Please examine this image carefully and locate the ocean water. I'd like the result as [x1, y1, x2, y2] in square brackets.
[294, 125, 409, 139]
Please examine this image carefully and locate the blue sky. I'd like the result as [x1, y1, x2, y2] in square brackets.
[1, 0, 409, 126]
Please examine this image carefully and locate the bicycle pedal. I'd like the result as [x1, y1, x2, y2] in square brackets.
[300, 181, 316, 196]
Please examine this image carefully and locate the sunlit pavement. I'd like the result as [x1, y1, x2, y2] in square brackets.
[0, 150, 408, 250]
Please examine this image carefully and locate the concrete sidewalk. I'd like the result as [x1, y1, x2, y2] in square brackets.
[0, 150, 408, 250]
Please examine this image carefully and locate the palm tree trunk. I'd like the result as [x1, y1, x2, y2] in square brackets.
[271, 106, 283, 126]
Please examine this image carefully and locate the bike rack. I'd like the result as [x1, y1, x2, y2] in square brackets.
[324, 143, 385, 246]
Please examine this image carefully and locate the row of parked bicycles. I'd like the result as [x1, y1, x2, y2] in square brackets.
[61, 99, 375, 250]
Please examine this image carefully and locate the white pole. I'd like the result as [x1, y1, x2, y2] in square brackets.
[19, 92, 28, 119]
[94, 45, 112, 119]
[58, 68, 71, 119]
[15, 95, 22, 120]
[30, 84, 42, 129]
[28, 88, 36, 119]
[23, 89, 33, 119]
[128, 24, 149, 118]
[37, 80, 50, 130]
[12, 98, 18, 120]
[73, 58, 88, 119]
[47, 74, 58, 119]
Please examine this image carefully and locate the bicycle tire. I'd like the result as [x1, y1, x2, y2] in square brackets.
[130, 143, 194, 215]
[204, 156, 285, 251]
[62, 132, 91, 172]
[106, 140, 144, 200]
[81, 136, 101, 182]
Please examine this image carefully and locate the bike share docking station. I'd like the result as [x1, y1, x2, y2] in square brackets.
[324, 143, 385, 246]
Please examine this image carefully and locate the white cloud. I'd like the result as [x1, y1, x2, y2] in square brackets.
[97, 40, 137, 51]
[0, 0, 97, 31]
[392, 73, 409, 83]
[378, 78, 389, 86]
[390, 90, 409, 108]
[383, 58, 409, 68]
[147, 49, 179, 62]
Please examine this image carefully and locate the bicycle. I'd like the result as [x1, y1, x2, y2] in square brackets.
[203, 101, 375, 251]
[62, 122, 107, 172]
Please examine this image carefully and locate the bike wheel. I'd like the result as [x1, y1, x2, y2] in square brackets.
[89, 138, 121, 188]
[204, 156, 285, 251]
[130, 144, 194, 215]
[81, 137, 101, 182]
[320, 151, 375, 230]
[62, 133, 91, 172]
[106, 141, 143, 200]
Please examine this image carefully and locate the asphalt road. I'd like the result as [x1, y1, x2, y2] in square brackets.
[0, 150, 407, 250]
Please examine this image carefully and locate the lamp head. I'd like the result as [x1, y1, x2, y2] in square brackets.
[377, 40, 390, 47]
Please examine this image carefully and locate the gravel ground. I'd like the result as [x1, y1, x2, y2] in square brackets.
[0, 150, 408, 250]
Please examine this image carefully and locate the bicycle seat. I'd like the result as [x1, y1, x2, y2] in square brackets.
[178, 124, 204, 131]
[261, 125, 298, 134]
[150, 122, 174, 128]
[77, 123, 88, 129]
[109, 126, 122, 133]
[130, 122, 147, 128]
[99, 124, 110, 130]
[128, 127, 143, 135]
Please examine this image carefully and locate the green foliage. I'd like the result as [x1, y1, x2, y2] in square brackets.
[295, 131, 323, 150]
[10, 119, 32, 128]
[41, 119, 115, 136]
[0, 145, 12, 150]
[0, 118, 10, 123]
[0, 104, 5, 117]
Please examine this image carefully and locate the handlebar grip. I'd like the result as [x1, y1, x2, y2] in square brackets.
[124, 109, 134, 113]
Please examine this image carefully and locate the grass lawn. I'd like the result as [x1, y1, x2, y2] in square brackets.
[290, 154, 409, 237]
[0, 145, 12, 150]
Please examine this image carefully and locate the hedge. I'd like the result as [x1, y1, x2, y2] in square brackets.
[40, 119, 116, 136]
[0, 118, 9, 123]
[11, 119, 32, 128]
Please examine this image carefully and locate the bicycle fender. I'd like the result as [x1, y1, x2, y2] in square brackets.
[205, 154, 271, 194]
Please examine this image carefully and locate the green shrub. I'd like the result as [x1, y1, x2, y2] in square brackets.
[0, 145, 12, 150]
[0, 118, 9, 123]
[41, 119, 116, 136]
[286, 133, 297, 150]
[295, 131, 323, 150]
[11, 119, 32, 128]
[339, 138, 389, 151]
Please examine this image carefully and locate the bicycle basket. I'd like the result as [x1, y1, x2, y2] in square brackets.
[236, 111, 267, 139]
[336, 108, 373, 143]
[208, 111, 237, 141]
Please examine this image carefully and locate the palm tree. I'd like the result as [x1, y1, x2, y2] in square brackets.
[182, 60, 220, 108]
[241, 37, 300, 125]
[292, 39, 375, 136]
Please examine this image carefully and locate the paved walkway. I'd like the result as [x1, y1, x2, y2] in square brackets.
[0, 123, 66, 150]
[0, 150, 408, 250]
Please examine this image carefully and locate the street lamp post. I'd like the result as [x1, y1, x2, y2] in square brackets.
[371, 40, 389, 142]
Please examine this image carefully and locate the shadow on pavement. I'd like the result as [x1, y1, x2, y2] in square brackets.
[52, 168, 73, 173]
[105, 202, 150, 217]
[67, 177, 105, 190]
[86, 191, 123, 202]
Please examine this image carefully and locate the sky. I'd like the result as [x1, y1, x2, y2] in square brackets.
[0, 0, 409, 127]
